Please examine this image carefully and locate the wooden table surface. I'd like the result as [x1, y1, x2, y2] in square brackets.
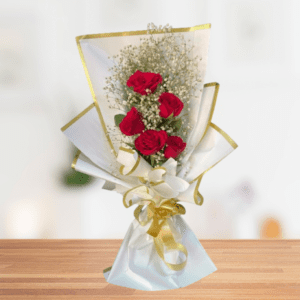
[0, 240, 299, 299]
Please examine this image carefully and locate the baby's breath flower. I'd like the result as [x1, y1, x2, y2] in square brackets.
[104, 23, 201, 167]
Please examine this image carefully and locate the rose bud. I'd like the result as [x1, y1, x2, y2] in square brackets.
[158, 92, 184, 118]
[127, 70, 163, 95]
[119, 107, 145, 136]
[135, 130, 168, 156]
[164, 136, 186, 159]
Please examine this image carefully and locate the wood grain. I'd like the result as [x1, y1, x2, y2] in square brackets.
[0, 240, 299, 299]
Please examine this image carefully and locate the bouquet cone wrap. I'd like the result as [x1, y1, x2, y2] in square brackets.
[61, 23, 238, 291]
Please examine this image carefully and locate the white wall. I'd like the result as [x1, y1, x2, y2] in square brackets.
[1, 0, 299, 239]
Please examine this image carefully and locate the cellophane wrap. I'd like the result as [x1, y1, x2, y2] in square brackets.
[61, 23, 238, 291]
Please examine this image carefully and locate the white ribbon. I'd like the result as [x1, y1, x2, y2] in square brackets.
[116, 147, 203, 207]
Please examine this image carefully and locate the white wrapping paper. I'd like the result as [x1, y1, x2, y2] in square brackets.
[61, 23, 238, 291]
[103, 216, 217, 291]
[76, 24, 211, 153]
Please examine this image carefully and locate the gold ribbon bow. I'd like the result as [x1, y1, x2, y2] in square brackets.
[128, 197, 188, 271]
[117, 147, 197, 271]
[117, 147, 204, 206]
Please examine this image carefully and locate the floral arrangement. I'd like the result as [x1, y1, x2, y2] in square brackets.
[61, 23, 238, 291]
[105, 23, 202, 167]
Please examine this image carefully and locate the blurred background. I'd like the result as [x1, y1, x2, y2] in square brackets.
[1, 0, 299, 239]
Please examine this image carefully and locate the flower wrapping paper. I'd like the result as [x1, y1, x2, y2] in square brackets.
[61, 23, 238, 291]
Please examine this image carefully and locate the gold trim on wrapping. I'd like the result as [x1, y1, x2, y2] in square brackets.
[75, 24, 210, 158]
[119, 146, 135, 154]
[123, 185, 149, 208]
[126, 155, 141, 175]
[71, 150, 81, 170]
[149, 180, 164, 186]
[190, 160, 220, 203]
[193, 175, 204, 205]
[120, 156, 141, 176]
[152, 166, 167, 172]
[149, 167, 167, 186]
[203, 82, 219, 135]
[76, 39, 117, 157]
[189, 122, 238, 193]
[210, 122, 238, 149]
[194, 82, 220, 148]
[76, 23, 211, 41]
[191, 155, 229, 184]
[139, 177, 148, 184]
[204, 82, 219, 87]
[190, 129, 238, 184]
[61, 103, 95, 132]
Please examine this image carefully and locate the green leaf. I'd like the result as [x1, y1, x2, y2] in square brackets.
[174, 118, 182, 131]
[150, 155, 155, 167]
[125, 142, 135, 149]
[159, 118, 168, 126]
[167, 113, 174, 120]
[170, 118, 182, 132]
[114, 114, 126, 127]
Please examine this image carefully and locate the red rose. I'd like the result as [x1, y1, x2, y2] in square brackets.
[158, 92, 184, 118]
[164, 136, 186, 159]
[127, 70, 162, 95]
[135, 130, 168, 156]
[119, 107, 145, 136]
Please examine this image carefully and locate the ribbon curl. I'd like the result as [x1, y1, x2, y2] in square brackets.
[133, 198, 188, 271]
[117, 147, 199, 271]
[117, 147, 204, 207]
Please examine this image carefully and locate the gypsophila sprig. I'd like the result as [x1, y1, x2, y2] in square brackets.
[104, 23, 202, 167]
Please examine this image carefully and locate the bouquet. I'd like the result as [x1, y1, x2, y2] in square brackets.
[61, 23, 238, 291]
